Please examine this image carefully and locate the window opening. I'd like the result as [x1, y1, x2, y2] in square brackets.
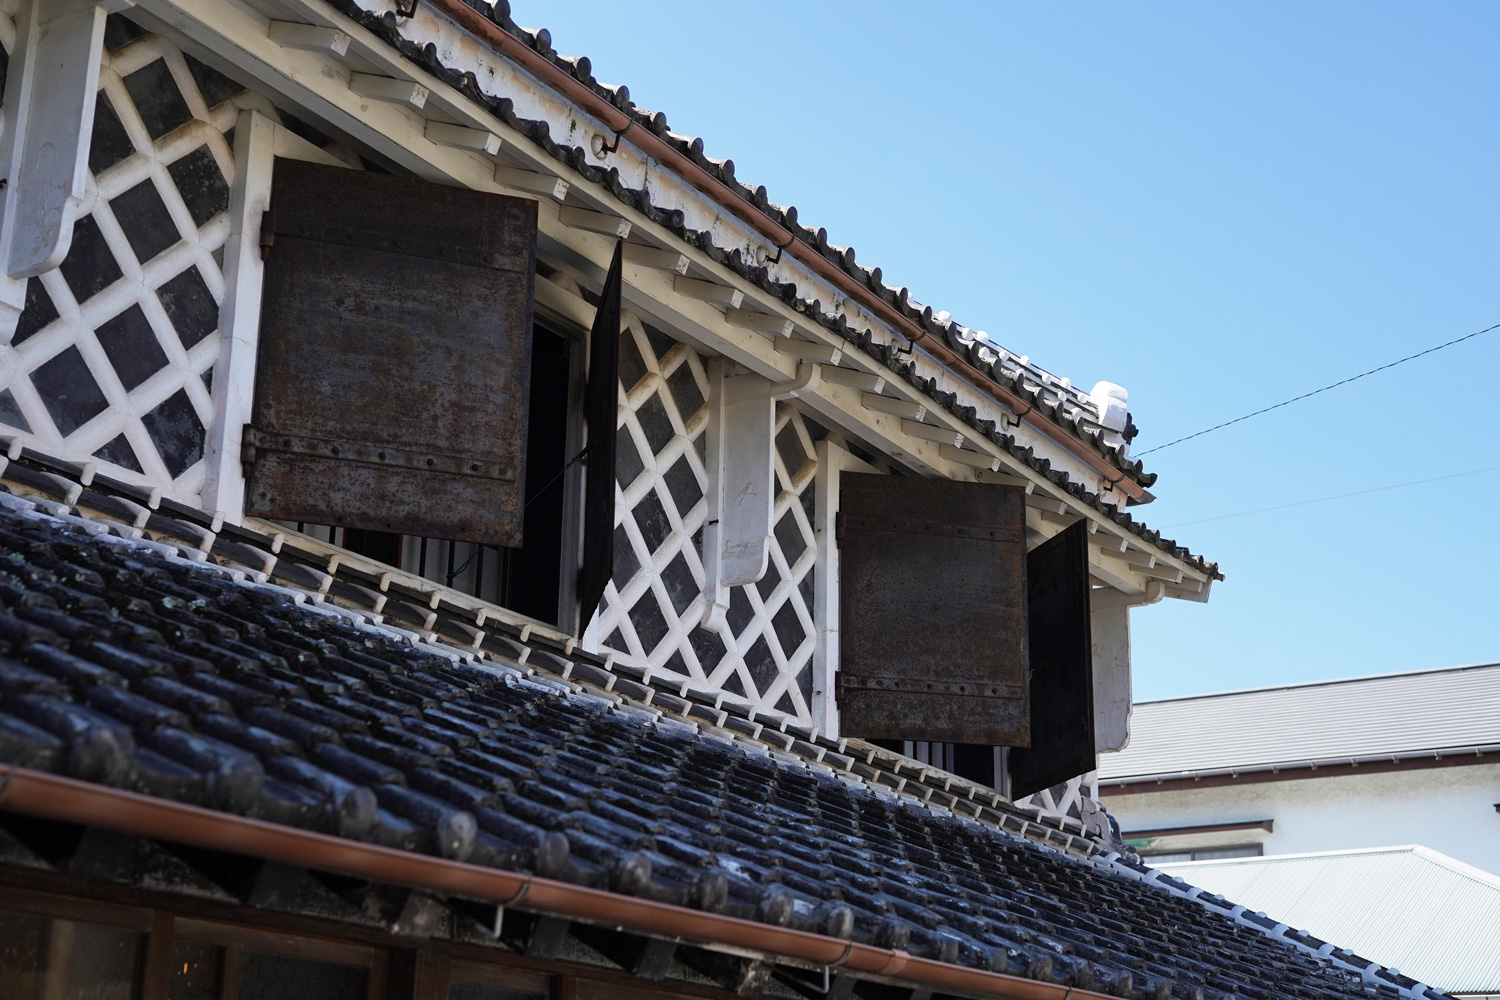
[1140, 844, 1264, 864]
[0, 906, 146, 1000]
[288, 324, 577, 628]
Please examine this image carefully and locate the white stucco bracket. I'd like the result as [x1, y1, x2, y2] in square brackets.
[0, 0, 133, 343]
[699, 365, 777, 631]
[1091, 580, 1165, 752]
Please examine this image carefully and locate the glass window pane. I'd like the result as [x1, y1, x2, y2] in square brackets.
[238, 953, 365, 1000]
[0, 909, 48, 999]
[167, 941, 222, 1000]
[0, 908, 143, 1000]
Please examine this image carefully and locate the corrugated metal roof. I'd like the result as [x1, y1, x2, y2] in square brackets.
[1099, 662, 1500, 780]
[1160, 847, 1500, 992]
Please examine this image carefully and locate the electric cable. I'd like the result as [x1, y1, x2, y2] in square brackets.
[1159, 464, 1500, 529]
[1136, 321, 1500, 456]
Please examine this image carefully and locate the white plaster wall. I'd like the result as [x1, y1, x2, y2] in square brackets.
[1101, 762, 1500, 876]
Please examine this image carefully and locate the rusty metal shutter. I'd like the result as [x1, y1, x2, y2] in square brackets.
[244, 158, 537, 545]
[577, 241, 623, 624]
[1009, 520, 1096, 799]
[837, 473, 1029, 743]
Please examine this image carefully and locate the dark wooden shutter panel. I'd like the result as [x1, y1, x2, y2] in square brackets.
[577, 241, 623, 625]
[244, 158, 537, 545]
[837, 473, 1029, 743]
[1009, 520, 1096, 800]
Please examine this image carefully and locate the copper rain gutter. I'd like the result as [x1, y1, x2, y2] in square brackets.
[0, 766, 1114, 1000]
[428, 0, 1143, 502]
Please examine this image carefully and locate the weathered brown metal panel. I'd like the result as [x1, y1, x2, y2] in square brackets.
[245, 159, 537, 545]
[836, 473, 1029, 743]
[1009, 520, 1095, 799]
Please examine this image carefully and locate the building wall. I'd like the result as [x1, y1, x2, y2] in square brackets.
[1102, 762, 1500, 875]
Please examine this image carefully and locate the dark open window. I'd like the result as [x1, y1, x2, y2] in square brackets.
[838, 476, 1096, 796]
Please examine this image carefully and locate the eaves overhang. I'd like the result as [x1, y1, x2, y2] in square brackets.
[122, 0, 1222, 586]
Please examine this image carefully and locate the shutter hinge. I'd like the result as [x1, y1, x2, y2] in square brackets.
[240, 423, 257, 469]
[834, 511, 844, 548]
[259, 211, 276, 261]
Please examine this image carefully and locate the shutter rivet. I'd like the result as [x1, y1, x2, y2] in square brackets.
[378, 451, 387, 460]
[427, 458, 436, 466]
[470, 462, 479, 472]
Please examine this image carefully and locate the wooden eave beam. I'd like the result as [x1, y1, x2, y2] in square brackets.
[136, 0, 1198, 592]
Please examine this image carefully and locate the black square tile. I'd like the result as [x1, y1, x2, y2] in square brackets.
[776, 421, 809, 477]
[635, 392, 675, 456]
[611, 524, 639, 589]
[184, 53, 244, 109]
[726, 586, 754, 636]
[642, 322, 677, 361]
[123, 59, 193, 140]
[618, 328, 648, 391]
[756, 552, 782, 602]
[31, 345, 109, 436]
[94, 304, 169, 391]
[663, 454, 703, 514]
[58, 213, 123, 303]
[103, 13, 147, 51]
[689, 628, 726, 674]
[166, 147, 230, 228]
[772, 599, 807, 658]
[629, 590, 669, 655]
[110, 179, 180, 264]
[12, 277, 60, 345]
[89, 94, 136, 175]
[614, 423, 644, 489]
[745, 635, 778, 698]
[775, 509, 808, 565]
[93, 432, 144, 473]
[661, 551, 697, 615]
[155, 265, 218, 348]
[631, 488, 671, 555]
[0, 388, 31, 433]
[141, 388, 204, 477]
[666, 360, 704, 421]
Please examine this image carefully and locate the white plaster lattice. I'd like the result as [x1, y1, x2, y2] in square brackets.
[0, 24, 241, 502]
[588, 315, 824, 722]
[0, 20, 355, 507]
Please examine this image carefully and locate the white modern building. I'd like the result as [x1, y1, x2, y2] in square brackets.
[1098, 662, 1500, 874]
[1160, 847, 1500, 998]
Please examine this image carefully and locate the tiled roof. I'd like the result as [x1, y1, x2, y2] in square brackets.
[0, 452, 1427, 999]
[315, 0, 1224, 581]
[1160, 847, 1500, 994]
[1098, 663, 1500, 783]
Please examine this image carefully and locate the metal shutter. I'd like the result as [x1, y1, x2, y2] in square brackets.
[837, 473, 1029, 743]
[244, 158, 538, 545]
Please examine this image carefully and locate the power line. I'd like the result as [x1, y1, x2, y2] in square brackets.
[1159, 464, 1500, 529]
[1136, 320, 1500, 456]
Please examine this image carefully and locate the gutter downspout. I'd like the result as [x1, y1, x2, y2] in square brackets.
[427, 0, 1144, 502]
[0, 766, 1111, 1000]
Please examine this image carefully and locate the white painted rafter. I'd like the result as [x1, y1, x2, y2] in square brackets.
[494, 165, 569, 201]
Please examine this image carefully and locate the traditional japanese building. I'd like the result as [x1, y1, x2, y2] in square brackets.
[0, 1, 1434, 998]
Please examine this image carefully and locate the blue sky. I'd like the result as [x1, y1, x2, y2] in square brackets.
[524, 2, 1500, 699]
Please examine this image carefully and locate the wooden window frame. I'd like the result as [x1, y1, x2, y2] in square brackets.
[0, 873, 745, 1000]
